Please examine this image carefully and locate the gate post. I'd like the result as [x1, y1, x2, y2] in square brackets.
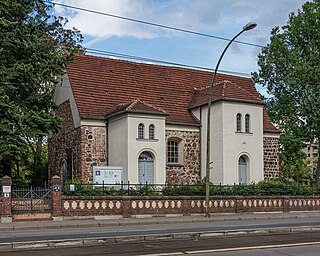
[51, 175, 63, 220]
[1, 176, 12, 223]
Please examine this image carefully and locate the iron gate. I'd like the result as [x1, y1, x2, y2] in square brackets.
[11, 186, 52, 214]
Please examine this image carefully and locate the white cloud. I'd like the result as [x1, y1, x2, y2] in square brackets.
[55, 0, 306, 41]
[55, 0, 156, 39]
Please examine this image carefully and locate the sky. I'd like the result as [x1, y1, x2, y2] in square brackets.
[54, 0, 307, 96]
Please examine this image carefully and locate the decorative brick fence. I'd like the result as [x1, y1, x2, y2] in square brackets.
[61, 195, 320, 217]
[2, 175, 320, 222]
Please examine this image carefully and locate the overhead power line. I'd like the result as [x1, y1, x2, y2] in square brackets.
[86, 48, 252, 77]
[0, 34, 252, 76]
[50, 1, 263, 48]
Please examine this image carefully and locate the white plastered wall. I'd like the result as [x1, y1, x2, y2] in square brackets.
[199, 103, 224, 184]
[108, 115, 128, 181]
[54, 74, 81, 128]
[196, 101, 264, 184]
[108, 113, 166, 184]
[222, 101, 264, 184]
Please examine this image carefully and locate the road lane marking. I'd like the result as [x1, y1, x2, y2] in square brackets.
[185, 241, 320, 254]
[137, 253, 184, 256]
[89, 228, 167, 234]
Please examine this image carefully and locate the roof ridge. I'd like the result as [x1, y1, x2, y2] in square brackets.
[228, 82, 261, 101]
[194, 79, 232, 91]
[128, 98, 168, 114]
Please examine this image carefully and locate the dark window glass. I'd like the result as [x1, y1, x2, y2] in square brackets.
[236, 113, 242, 132]
[149, 124, 155, 139]
[245, 114, 250, 133]
[138, 123, 144, 139]
[168, 140, 179, 163]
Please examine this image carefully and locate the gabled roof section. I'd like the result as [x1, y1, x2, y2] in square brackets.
[105, 99, 168, 119]
[263, 108, 281, 134]
[66, 54, 276, 131]
[189, 80, 263, 109]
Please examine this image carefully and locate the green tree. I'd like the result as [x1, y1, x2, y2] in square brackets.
[254, 0, 320, 184]
[0, 0, 83, 184]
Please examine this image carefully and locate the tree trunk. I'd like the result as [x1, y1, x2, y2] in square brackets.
[316, 159, 320, 187]
[0, 159, 11, 177]
[316, 142, 320, 187]
[32, 137, 43, 185]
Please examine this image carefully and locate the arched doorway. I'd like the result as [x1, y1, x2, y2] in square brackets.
[138, 151, 154, 184]
[238, 156, 247, 184]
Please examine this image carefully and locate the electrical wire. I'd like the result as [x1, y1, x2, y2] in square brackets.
[86, 48, 252, 77]
[49, 1, 263, 48]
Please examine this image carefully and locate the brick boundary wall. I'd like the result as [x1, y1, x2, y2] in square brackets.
[2, 176, 320, 219]
[60, 195, 320, 218]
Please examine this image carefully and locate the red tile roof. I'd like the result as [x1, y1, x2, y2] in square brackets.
[189, 80, 263, 108]
[67, 54, 278, 132]
[105, 99, 168, 119]
[263, 108, 280, 133]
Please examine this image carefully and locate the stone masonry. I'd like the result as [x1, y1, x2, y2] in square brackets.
[48, 100, 81, 180]
[80, 126, 107, 183]
[48, 100, 107, 183]
[263, 136, 280, 180]
[166, 130, 201, 184]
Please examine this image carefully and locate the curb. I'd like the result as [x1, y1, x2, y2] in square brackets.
[1, 213, 320, 232]
[1, 225, 319, 252]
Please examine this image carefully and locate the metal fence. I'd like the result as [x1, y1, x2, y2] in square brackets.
[11, 186, 52, 214]
[62, 181, 320, 197]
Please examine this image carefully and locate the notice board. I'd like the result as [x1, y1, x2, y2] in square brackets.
[93, 166, 122, 185]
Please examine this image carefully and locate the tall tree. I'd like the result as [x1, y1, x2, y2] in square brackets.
[254, 0, 320, 184]
[0, 0, 83, 184]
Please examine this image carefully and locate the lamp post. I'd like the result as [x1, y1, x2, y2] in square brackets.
[204, 22, 257, 218]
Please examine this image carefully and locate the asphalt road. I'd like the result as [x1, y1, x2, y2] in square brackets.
[1, 217, 320, 243]
[1, 231, 320, 255]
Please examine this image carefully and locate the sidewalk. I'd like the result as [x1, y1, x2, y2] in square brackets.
[1, 211, 320, 232]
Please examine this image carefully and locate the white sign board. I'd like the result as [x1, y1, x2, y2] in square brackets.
[3, 186, 11, 193]
[93, 166, 122, 185]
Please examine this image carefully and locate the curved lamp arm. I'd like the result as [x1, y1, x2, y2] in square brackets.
[205, 22, 257, 218]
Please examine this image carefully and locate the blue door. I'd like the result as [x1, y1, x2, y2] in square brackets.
[138, 152, 154, 184]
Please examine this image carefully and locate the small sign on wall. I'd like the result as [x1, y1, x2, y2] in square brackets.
[3, 186, 11, 193]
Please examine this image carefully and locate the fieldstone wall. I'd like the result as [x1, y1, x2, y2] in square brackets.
[166, 130, 201, 184]
[48, 100, 81, 180]
[263, 136, 280, 180]
[48, 101, 108, 182]
[80, 126, 107, 183]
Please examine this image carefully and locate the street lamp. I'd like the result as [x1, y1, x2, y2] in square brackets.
[204, 22, 257, 218]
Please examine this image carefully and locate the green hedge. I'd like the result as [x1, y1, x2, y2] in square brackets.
[62, 180, 320, 197]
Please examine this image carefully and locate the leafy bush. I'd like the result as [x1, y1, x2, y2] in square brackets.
[62, 179, 320, 197]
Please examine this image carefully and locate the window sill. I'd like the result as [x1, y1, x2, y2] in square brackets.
[167, 163, 184, 167]
[136, 138, 159, 142]
[235, 132, 253, 136]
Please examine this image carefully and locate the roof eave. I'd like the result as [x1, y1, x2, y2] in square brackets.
[166, 121, 201, 127]
[263, 129, 281, 134]
[188, 97, 265, 109]
[105, 109, 169, 120]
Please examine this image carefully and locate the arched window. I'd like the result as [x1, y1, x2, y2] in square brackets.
[238, 156, 247, 184]
[236, 113, 242, 132]
[167, 140, 179, 164]
[149, 124, 155, 139]
[245, 114, 250, 133]
[138, 123, 144, 139]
